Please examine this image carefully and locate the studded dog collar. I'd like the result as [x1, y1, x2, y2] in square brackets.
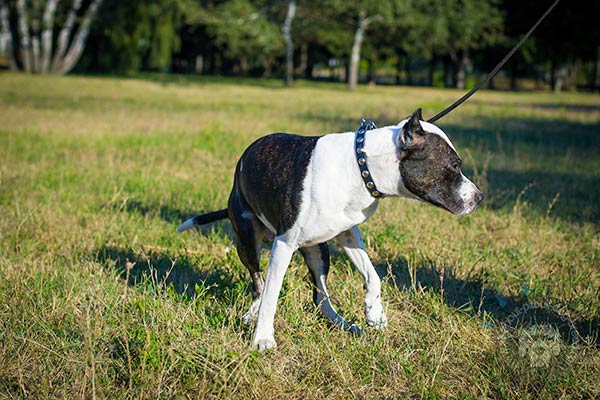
[354, 118, 385, 198]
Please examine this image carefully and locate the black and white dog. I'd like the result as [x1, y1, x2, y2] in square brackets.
[178, 109, 483, 351]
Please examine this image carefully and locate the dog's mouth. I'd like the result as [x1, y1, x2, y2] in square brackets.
[452, 192, 485, 216]
[421, 191, 484, 216]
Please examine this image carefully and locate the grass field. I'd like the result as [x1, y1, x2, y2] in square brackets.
[1, 72, 599, 399]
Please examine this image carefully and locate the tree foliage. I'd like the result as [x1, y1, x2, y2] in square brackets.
[1, 0, 597, 91]
[80, 0, 197, 73]
[203, 0, 283, 73]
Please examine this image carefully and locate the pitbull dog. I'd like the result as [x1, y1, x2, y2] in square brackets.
[178, 109, 483, 351]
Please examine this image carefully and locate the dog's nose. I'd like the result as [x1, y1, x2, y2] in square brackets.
[475, 191, 484, 204]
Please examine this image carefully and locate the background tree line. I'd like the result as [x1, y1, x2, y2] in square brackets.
[1, 0, 598, 92]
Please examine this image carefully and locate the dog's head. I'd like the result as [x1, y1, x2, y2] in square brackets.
[397, 109, 483, 215]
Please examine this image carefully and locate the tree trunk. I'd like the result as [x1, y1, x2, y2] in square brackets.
[41, 0, 58, 73]
[282, 0, 296, 87]
[551, 61, 571, 92]
[395, 57, 403, 85]
[195, 55, 203, 74]
[0, 0, 17, 71]
[348, 10, 370, 91]
[31, 27, 40, 72]
[427, 57, 436, 86]
[305, 48, 314, 79]
[51, 0, 83, 73]
[54, 0, 103, 75]
[299, 43, 308, 78]
[367, 55, 376, 85]
[595, 46, 600, 92]
[405, 58, 413, 86]
[455, 49, 469, 89]
[16, 0, 32, 73]
[30, 17, 41, 72]
[564, 62, 577, 91]
[510, 59, 519, 90]
[443, 55, 454, 88]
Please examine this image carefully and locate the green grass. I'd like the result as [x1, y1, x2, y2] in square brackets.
[1, 72, 599, 398]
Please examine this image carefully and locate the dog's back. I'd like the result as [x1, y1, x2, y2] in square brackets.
[235, 133, 320, 235]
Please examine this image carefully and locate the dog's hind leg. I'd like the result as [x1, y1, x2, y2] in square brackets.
[237, 225, 267, 324]
[252, 237, 296, 351]
[229, 192, 267, 325]
[336, 226, 388, 329]
[300, 244, 361, 335]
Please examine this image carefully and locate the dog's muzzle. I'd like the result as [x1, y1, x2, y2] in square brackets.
[457, 177, 484, 215]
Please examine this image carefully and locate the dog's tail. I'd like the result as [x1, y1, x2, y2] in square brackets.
[177, 209, 228, 233]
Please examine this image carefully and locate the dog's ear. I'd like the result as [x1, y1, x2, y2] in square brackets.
[414, 107, 423, 121]
[399, 108, 423, 147]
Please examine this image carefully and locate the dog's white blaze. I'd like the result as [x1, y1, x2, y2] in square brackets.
[458, 174, 480, 214]
[459, 174, 477, 199]
[397, 118, 457, 152]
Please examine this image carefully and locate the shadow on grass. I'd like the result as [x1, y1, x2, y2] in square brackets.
[470, 100, 600, 114]
[124, 199, 195, 224]
[481, 168, 600, 223]
[376, 257, 599, 347]
[122, 199, 236, 239]
[436, 116, 600, 225]
[95, 245, 238, 299]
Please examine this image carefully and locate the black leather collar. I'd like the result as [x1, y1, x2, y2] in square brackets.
[354, 118, 385, 199]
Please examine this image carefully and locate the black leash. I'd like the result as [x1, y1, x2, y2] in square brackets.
[427, 0, 561, 123]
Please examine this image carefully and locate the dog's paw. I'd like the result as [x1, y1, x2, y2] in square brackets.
[366, 302, 388, 329]
[252, 336, 277, 352]
[367, 313, 388, 329]
[254, 338, 277, 352]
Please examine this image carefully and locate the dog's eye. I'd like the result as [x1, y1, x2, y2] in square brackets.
[450, 160, 461, 170]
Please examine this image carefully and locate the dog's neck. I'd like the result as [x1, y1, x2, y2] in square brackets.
[358, 126, 418, 200]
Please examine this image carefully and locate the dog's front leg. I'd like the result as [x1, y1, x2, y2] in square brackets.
[336, 226, 388, 329]
[252, 238, 295, 351]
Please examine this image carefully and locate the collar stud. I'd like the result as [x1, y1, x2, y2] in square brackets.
[354, 118, 384, 199]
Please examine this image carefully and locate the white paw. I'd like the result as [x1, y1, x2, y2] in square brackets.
[252, 336, 277, 352]
[366, 302, 388, 329]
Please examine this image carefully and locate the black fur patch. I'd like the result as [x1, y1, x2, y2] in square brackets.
[236, 133, 320, 234]
[400, 131, 465, 214]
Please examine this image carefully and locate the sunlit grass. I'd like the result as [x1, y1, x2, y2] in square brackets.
[0, 72, 599, 398]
